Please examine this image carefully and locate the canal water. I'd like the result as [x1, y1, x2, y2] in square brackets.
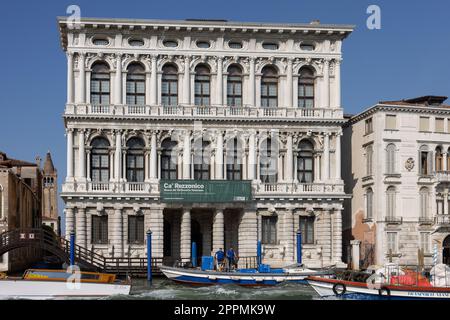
[103, 278, 324, 300]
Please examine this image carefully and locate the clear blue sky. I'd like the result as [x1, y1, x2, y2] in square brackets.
[0, 0, 449, 224]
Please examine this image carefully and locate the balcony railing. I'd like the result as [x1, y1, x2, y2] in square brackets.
[65, 104, 344, 120]
[435, 214, 450, 226]
[385, 216, 403, 225]
[435, 171, 450, 183]
[62, 180, 344, 196]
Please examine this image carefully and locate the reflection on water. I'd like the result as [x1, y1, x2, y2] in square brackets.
[104, 278, 320, 300]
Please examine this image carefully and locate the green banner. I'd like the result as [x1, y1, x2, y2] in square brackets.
[160, 180, 253, 203]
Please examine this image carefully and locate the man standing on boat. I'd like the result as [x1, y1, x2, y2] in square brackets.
[215, 248, 225, 271]
[226, 247, 238, 271]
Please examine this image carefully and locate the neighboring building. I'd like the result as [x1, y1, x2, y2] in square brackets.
[343, 96, 450, 268]
[41, 151, 60, 235]
[58, 17, 353, 268]
[0, 151, 43, 272]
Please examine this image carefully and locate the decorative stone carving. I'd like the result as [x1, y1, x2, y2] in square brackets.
[405, 158, 415, 171]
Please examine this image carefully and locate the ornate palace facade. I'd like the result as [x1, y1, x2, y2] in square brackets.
[59, 18, 353, 268]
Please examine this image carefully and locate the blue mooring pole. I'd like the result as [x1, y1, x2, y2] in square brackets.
[257, 240, 262, 266]
[147, 230, 152, 283]
[69, 231, 75, 266]
[297, 230, 302, 265]
[192, 242, 197, 267]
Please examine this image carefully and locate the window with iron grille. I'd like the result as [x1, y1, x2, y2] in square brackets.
[161, 64, 178, 106]
[126, 63, 146, 105]
[420, 232, 430, 253]
[386, 187, 396, 218]
[387, 232, 398, 253]
[194, 65, 210, 106]
[298, 67, 314, 108]
[366, 145, 373, 176]
[262, 216, 278, 244]
[128, 215, 144, 244]
[299, 216, 314, 244]
[91, 138, 110, 183]
[366, 188, 373, 219]
[386, 144, 396, 174]
[161, 139, 178, 180]
[193, 141, 210, 180]
[227, 65, 243, 107]
[90, 63, 110, 105]
[261, 66, 278, 108]
[226, 138, 242, 180]
[126, 138, 145, 182]
[297, 140, 314, 183]
[92, 215, 108, 244]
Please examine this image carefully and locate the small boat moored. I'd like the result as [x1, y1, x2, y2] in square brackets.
[160, 264, 332, 286]
[0, 269, 131, 299]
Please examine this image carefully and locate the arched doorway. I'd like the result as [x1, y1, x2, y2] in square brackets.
[443, 236, 450, 265]
[191, 219, 203, 258]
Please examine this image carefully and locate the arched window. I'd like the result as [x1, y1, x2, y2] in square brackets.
[91, 137, 110, 182]
[435, 147, 443, 172]
[227, 65, 243, 107]
[226, 138, 242, 180]
[91, 62, 110, 105]
[386, 144, 396, 174]
[161, 64, 178, 106]
[366, 188, 373, 219]
[260, 138, 278, 183]
[366, 145, 373, 176]
[419, 187, 429, 219]
[126, 63, 145, 105]
[194, 64, 211, 106]
[386, 186, 396, 218]
[298, 67, 315, 108]
[126, 137, 145, 182]
[261, 66, 278, 107]
[419, 145, 430, 175]
[193, 140, 211, 180]
[297, 140, 314, 183]
[161, 139, 178, 180]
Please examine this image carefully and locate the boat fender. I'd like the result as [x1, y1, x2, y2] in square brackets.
[332, 283, 347, 296]
[378, 287, 391, 298]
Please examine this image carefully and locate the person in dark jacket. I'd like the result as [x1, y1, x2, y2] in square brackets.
[226, 247, 238, 270]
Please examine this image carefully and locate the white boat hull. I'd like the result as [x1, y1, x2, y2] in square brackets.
[0, 279, 131, 299]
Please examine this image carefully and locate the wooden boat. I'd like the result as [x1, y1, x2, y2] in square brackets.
[160, 265, 331, 286]
[307, 268, 450, 300]
[0, 269, 131, 299]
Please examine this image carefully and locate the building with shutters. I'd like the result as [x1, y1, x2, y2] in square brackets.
[58, 17, 353, 268]
[343, 96, 450, 268]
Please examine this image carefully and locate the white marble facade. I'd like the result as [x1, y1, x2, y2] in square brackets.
[59, 18, 353, 268]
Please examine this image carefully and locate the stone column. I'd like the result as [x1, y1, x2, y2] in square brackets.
[66, 129, 74, 181]
[335, 132, 342, 181]
[444, 152, 448, 171]
[78, 129, 86, 180]
[114, 131, 122, 182]
[150, 131, 158, 180]
[323, 59, 330, 108]
[115, 53, 122, 105]
[145, 71, 151, 105]
[212, 209, 225, 253]
[75, 207, 86, 248]
[351, 240, 361, 270]
[248, 131, 256, 180]
[150, 55, 158, 105]
[65, 207, 75, 239]
[183, 130, 191, 179]
[78, 53, 86, 104]
[67, 52, 74, 104]
[180, 209, 191, 263]
[334, 59, 341, 109]
[215, 131, 224, 179]
[238, 209, 258, 258]
[86, 150, 91, 180]
[322, 133, 330, 181]
[286, 133, 293, 183]
[183, 55, 191, 105]
[216, 57, 223, 106]
[149, 208, 164, 258]
[248, 57, 255, 106]
[286, 58, 293, 108]
[111, 208, 123, 257]
[332, 209, 343, 264]
[321, 210, 332, 264]
[283, 209, 295, 262]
